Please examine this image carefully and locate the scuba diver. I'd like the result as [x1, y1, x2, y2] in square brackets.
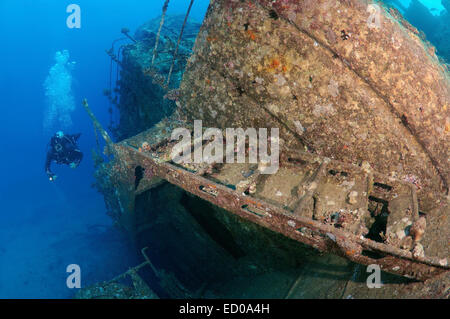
[45, 131, 83, 181]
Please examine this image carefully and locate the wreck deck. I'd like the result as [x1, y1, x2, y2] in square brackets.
[84, 0, 450, 297]
[93, 118, 449, 282]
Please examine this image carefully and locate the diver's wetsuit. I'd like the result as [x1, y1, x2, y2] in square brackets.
[45, 133, 83, 180]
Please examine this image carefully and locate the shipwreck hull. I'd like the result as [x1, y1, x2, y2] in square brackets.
[179, 0, 449, 208]
[92, 122, 448, 281]
[90, 0, 449, 296]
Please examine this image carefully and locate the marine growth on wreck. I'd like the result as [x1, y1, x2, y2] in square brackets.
[3, 0, 447, 301]
[78, 0, 450, 300]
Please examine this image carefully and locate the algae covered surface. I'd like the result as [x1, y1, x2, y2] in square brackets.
[88, 0, 449, 299]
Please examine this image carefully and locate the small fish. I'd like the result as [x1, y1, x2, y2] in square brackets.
[341, 30, 350, 40]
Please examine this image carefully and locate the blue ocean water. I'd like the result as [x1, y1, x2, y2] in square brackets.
[0, 0, 447, 299]
[0, 0, 209, 298]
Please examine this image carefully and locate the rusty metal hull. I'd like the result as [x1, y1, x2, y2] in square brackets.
[87, 0, 450, 288]
[179, 0, 449, 210]
[101, 134, 448, 281]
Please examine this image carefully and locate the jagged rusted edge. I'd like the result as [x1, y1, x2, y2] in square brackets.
[111, 142, 449, 281]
